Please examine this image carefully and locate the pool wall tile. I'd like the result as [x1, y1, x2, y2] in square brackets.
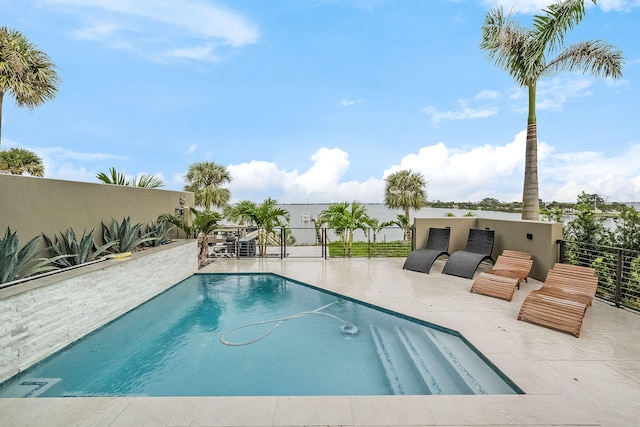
[0, 240, 197, 384]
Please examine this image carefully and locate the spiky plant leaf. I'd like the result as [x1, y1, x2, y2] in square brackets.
[43, 228, 118, 267]
[0, 227, 59, 284]
[142, 221, 174, 247]
[102, 217, 158, 253]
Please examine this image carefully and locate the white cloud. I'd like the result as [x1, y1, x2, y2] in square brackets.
[184, 144, 197, 155]
[195, 134, 640, 204]
[226, 148, 383, 203]
[384, 130, 534, 201]
[339, 99, 363, 106]
[535, 76, 593, 112]
[13, 136, 640, 205]
[44, 0, 260, 63]
[543, 145, 640, 202]
[422, 94, 499, 127]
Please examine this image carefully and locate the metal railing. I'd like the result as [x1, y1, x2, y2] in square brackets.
[208, 226, 411, 260]
[557, 239, 640, 311]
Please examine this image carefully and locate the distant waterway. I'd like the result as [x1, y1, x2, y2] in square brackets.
[277, 204, 522, 245]
[280, 204, 521, 229]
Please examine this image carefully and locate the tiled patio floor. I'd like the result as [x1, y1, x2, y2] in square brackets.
[1, 257, 639, 426]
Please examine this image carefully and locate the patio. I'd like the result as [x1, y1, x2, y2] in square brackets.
[1, 257, 639, 426]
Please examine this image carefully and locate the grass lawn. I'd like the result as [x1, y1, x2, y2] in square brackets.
[328, 241, 411, 257]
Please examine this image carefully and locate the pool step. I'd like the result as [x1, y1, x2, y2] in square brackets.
[400, 327, 485, 395]
[370, 325, 430, 395]
[370, 325, 488, 395]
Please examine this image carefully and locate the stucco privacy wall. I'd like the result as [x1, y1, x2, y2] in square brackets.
[0, 240, 197, 384]
[413, 217, 563, 280]
[0, 174, 195, 246]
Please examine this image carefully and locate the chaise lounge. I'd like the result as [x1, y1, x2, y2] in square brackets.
[517, 263, 598, 337]
[442, 228, 495, 279]
[402, 227, 450, 273]
[469, 250, 533, 301]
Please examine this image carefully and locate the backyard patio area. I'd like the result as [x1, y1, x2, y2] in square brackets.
[1, 256, 639, 426]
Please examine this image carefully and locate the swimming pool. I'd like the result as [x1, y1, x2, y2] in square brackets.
[0, 273, 522, 397]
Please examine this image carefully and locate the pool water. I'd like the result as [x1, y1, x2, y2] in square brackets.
[0, 273, 522, 397]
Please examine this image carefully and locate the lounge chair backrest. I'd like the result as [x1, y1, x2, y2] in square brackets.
[501, 250, 532, 260]
[424, 227, 450, 251]
[492, 255, 533, 274]
[464, 229, 495, 256]
[544, 264, 598, 299]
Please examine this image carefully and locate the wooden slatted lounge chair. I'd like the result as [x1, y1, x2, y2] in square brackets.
[469, 251, 533, 301]
[403, 227, 450, 273]
[442, 229, 495, 279]
[517, 263, 598, 337]
[485, 251, 532, 284]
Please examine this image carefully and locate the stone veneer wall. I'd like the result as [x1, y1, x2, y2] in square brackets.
[0, 240, 197, 384]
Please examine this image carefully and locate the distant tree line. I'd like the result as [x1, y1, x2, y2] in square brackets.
[430, 194, 630, 216]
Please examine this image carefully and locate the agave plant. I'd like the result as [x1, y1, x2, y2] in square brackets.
[43, 228, 118, 268]
[102, 217, 158, 253]
[142, 221, 174, 247]
[0, 227, 59, 284]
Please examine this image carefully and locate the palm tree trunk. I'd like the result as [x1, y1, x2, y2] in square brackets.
[404, 206, 411, 243]
[522, 84, 540, 221]
[199, 234, 209, 266]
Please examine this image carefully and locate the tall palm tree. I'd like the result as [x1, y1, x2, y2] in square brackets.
[480, 0, 623, 220]
[0, 147, 44, 176]
[384, 169, 427, 241]
[184, 161, 231, 211]
[318, 201, 372, 256]
[0, 26, 59, 145]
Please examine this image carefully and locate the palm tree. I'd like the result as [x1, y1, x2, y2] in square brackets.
[96, 167, 164, 188]
[184, 161, 231, 211]
[318, 201, 372, 256]
[384, 170, 427, 241]
[96, 167, 127, 185]
[226, 198, 290, 257]
[224, 200, 258, 225]
[384, 214, 411, 244]
[480, 0, 623, 220]
[130, 173, 164, 188]
[159, 208, 222, 266]
[0, 26, 59, 145]
[0, 147, 44, 176]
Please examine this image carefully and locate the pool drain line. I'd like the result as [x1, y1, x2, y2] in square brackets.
[220, 301, 359, 346]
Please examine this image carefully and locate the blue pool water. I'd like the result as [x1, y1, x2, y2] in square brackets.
[0, 273, 522, 397]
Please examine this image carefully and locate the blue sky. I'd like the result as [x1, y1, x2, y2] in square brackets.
[3, 0, 639, 203]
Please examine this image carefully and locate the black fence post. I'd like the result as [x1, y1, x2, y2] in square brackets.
[323, 228, 328, 260]
[557, 239, 566, 263]
[615, 249, 623, 308]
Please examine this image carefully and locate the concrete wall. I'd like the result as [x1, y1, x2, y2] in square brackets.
[413, 217, 563, 280]
[0, 240, 197, 384]
[0, 174, 195, 245]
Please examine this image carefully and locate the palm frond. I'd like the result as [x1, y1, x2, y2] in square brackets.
[542, 40, 624, 79]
